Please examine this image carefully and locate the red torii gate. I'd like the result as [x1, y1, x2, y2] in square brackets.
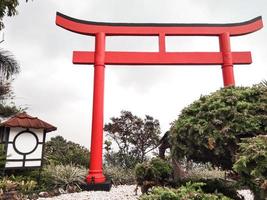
[55, 12, 263, 185]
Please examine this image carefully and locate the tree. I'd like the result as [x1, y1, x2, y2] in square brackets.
[44, 136, 90, 168]
[0, 50, 20, 118]
[0, 0, 31, 118]
[0, 0, 30, 30]
[170, 85, 267, 170]
[104, 110, 161, 169]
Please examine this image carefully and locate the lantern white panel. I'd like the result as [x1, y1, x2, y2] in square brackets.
[29, 128, 44, 141]
[5, 161, 23, 168]
[14, 132, 38, 154]
[8, 128, 25, 142]
[6, 144, 23, 159]
[24, 160, 41, 167]
[26, 144, 43, 159]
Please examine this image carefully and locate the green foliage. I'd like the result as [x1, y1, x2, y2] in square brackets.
[135, 158, 172, 193]
[44, 136, 90, 168]
[0, 176, 37, 194]
[174, 173, 241, 199]
[104, 150, 140, 170]
[233, 135, 267, 199]
[139, 182, 232, 200]
[0, 103, 20, 117]
[103, 165, 135, 185]
[104, 111, 161, 169]
[171, 86, 267, 170]
[196, 179, 241, 200]
[0, 50, 21, 118]
[0, 0, 31, 30]
[43, 164, 87, 190]
[0, 50, 20, 81]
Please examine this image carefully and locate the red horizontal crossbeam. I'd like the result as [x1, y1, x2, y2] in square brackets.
[56, 12, 263, 36]
[73, 51, 251, 65]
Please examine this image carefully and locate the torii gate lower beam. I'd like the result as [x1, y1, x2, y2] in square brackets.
[55, 12, 263, 186]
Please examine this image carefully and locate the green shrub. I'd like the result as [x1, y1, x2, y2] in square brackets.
[104, 165, 135, 185]
[171, 85, 267, 170]
[174, 178, 242, 200]
[135, 158, 172, 193]
[200, 179, 241, 200]
[139, 182, 232, 200]
[43, 164, 87, 190]
[44, 136, 90, 168]
[0, 176, 37, 194]
[233, 135, 267, 199]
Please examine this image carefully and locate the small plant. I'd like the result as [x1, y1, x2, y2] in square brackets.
[19, 180, 37, 194]
[0, 177, 18, 192]
[43, 164, 87, 190]
[139, 182, 232, 200]
[104, 165, 135, 185]
[0, 176, 37, 199]
[135, 158, 172, 193]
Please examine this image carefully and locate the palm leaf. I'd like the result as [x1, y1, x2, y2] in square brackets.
[0, 49, 20, 81]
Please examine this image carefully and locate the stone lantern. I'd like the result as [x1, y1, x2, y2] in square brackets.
[0, 112, 56, 169]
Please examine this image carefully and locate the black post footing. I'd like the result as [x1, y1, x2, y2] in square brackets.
[81, 180, 112, 191]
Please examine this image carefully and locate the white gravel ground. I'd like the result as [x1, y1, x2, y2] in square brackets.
[38, 185, 254, 200]
[237, 190, 254, 200]
[38, 185, 141, 200]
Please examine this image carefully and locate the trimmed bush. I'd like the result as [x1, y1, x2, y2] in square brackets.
[170, 85, 267, 170]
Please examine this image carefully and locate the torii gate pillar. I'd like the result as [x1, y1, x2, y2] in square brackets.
[87, 32, 106, 183]
[220, 32, 235, 86]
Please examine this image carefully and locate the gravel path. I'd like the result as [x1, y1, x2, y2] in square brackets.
[38, 185, 254, 200]
[38, 185, 141, 200]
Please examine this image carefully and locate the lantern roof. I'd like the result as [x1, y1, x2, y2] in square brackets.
[0, 112, 57, 133]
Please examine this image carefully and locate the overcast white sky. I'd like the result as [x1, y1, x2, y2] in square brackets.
[1, 0, 266, 147]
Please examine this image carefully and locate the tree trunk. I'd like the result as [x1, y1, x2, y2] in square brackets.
[172, 158, 186, 180]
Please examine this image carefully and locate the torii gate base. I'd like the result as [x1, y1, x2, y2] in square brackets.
[80, 180, 112, 191]
[56, 12, 263, 191]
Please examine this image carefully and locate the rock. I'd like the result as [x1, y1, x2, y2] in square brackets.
[39, 191, 49, 198]
[58, 188, 66, 194]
